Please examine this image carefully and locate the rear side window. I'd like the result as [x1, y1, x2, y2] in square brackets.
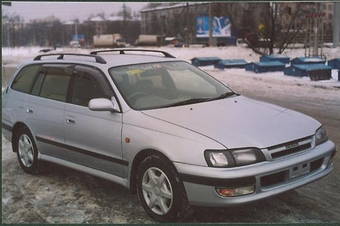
[31, 64, 73, 102]
[11, 65, 40, 93]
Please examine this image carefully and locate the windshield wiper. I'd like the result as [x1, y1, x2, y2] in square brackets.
[165, 98, 211, 107]
[164, 92, 238, 108]
[207, 92, 238, 101]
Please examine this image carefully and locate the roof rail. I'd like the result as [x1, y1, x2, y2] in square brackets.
[33, 53, 107, 64]
[90, 49, 176, 58]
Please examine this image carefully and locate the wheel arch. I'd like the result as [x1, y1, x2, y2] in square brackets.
[11, 122, 31, 152]
[129, 148, 176, 195]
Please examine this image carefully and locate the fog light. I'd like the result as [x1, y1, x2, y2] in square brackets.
[215, 186, 255, 197]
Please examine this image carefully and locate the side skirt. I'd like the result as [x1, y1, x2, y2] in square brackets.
[38, 153, 130, 189]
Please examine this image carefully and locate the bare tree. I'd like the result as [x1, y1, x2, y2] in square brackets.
[142, 3, 163, 10]
[116, 4, 132, 20]
[275, 3, 309, 54]
[246, 2, 309, 55]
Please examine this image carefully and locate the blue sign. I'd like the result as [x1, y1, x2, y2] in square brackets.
[196, 16, 231, 38]
[72, 34, 85, 41]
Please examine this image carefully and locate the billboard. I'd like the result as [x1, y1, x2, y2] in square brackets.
[196, 16, 231, 38]
[72, 34, 85, 42]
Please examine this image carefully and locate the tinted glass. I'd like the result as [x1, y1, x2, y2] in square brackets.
[37, 65, 72, 102]
[11, 64, 40, 93]
[71, 65, 113, 107]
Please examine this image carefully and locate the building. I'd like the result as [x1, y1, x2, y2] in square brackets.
[140, 2, 269, 46]
[140, 2, 337, 46]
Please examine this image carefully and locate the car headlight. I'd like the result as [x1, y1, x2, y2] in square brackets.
[315, 126, 328, 146]
[204, 148, 265, 168]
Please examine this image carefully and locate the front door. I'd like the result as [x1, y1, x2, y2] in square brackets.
[64, 65, 125, 177]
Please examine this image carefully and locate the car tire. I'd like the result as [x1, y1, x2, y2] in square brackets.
[13, 127, 39, 174]
[137, 154, 192, 222]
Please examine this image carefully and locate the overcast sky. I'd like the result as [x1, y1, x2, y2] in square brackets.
[2, 1, 148, 22]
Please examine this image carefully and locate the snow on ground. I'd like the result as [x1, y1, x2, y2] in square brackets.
[2, 46, 340, 94]
[162, 46, 340, 89]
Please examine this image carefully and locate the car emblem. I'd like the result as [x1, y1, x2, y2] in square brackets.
[286, 142, 299, 149]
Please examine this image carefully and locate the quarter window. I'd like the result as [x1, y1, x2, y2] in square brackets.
[11, 64, 40, 93]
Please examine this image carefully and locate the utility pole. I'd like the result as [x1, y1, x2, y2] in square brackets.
[75, 20, 78, 42]
[313, 3, 319, 56]
[209, 3, 213, 46]
[186, 2, 189, 46]
[123, 3, 127, 41]
[333, 2, 340, 47]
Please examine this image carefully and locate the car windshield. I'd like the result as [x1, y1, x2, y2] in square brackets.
[109, 61, 235, 110]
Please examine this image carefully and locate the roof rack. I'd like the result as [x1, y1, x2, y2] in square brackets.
[90, 49, 176, 58]
[33, 53, 107, 64]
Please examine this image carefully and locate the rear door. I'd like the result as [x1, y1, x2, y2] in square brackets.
[64, 65, 125, 177]
[25, 64, 73, 156]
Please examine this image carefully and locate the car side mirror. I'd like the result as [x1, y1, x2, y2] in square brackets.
[88, 98, 119, 112]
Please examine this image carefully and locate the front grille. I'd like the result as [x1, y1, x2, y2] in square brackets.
[271, 143, 311, 158]
[268, 136, 313, 159]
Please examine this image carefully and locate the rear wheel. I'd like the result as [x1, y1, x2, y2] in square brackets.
[137, 154, 192, 222]
[13, 127, 39, 174]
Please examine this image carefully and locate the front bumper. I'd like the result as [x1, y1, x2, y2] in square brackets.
[175, 140, 336, 207]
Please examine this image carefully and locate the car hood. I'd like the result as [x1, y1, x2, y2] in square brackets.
[142, 96, 320, 149]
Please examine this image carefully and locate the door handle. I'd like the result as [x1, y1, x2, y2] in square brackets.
[26, 108, 33, 113]
[66, 118, 76, 124]
[66, 115, 76, 124]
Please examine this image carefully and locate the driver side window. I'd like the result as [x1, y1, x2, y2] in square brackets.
[71, 66, 114, 107]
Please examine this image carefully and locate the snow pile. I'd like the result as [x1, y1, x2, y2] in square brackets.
[163, 46, 339, 89]
[303, 58, 325, 62]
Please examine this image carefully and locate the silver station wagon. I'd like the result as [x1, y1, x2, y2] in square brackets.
[2, 49, 336, 222]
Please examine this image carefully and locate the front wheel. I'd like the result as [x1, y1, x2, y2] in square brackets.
[13, 127, 39, 174]
[137, 154, 192, 222]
